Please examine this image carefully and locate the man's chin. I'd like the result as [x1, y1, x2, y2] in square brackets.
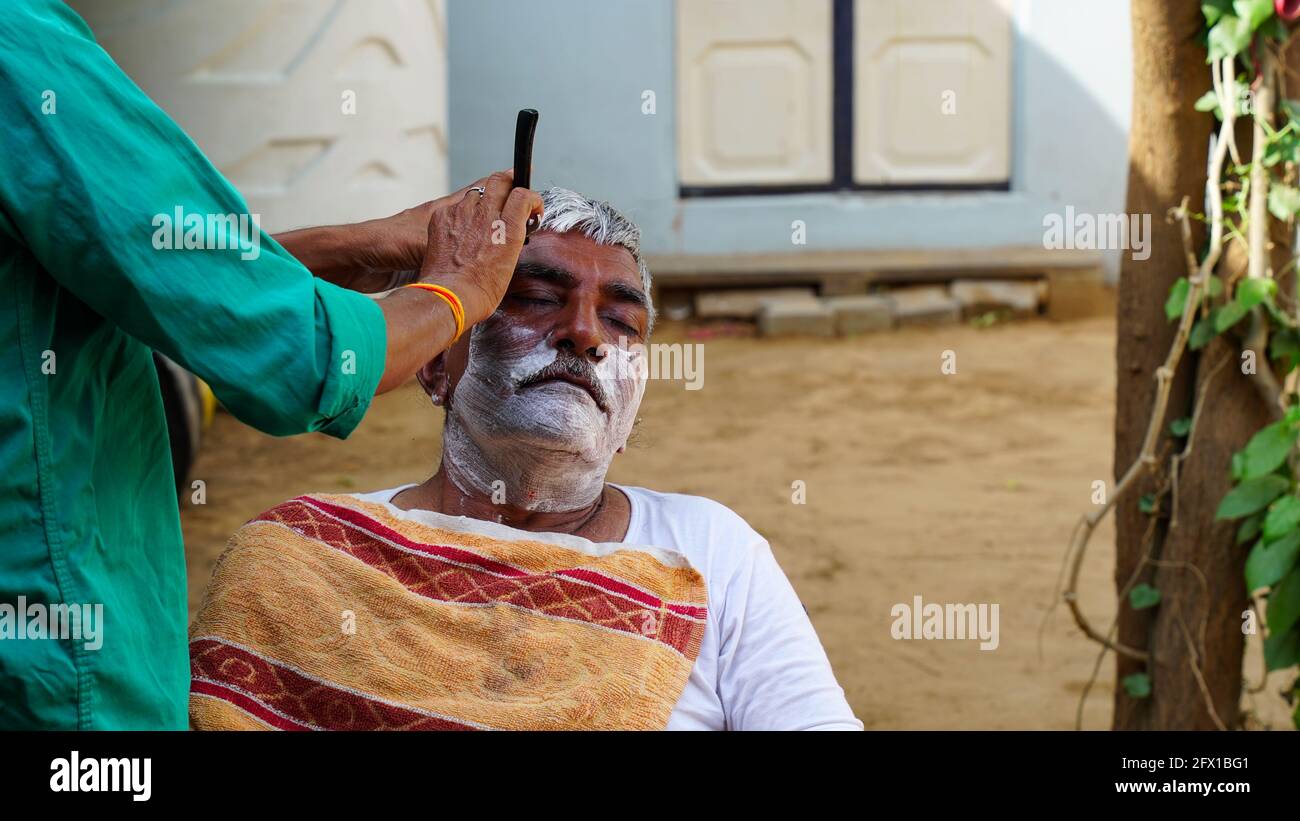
[480, 412, 613, 463]
[500, 424, 608, 461]
[453, 389, 623, 465]
[517, 379, 609, 416]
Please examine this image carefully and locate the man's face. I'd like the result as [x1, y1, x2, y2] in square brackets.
[438, 231, 651, 472]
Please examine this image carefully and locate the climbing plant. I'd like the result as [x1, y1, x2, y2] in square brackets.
[1062, 0, 1300, 729]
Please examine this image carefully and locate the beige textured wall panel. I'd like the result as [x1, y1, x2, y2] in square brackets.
[677, 0, 833, 186]
[70, 0, 448, 232]
[853, 0, 1011, 185]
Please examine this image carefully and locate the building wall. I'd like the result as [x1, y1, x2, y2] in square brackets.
[70, 0, 449, 233]
[449, 0, 1133, 279]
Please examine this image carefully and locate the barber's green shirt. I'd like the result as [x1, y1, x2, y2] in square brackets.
[0, 1, 387, 728]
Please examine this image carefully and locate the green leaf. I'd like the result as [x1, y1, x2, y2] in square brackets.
[1122, 672, 1152, 698]
[1234, 0, 1274, 30]
[1169, 417, 1193, 438]
[1165, 277, 1190, 321]
[1232, 450, 1249, 481]
[1129, 583, 1162, 610]
[1264, 128, 1300, 167]
[1239, 418, 1300, 480]
[1238, 511, 1265, 544]
[1269, 184, 1300, 221]
[1261, 14, 1289, 41]
[1237, 277, 1277, 309]
[1190, 315, 1220, 350]
[1264, 495, 1300, 541]
[1216, 474, 1291, 519]
[1271, 328, 1300, 374]
[1194, 89, 1221, 116]
[1264, 495, 1300, 539]
[1207, 275, 1225, 299]
[1139, 493, 1157, 514]
[1267, 566, 1300, 635]
[1267, 298, 1295, 328]
[1246, 529, 1300, 591]
[1215, 300, 1250, 333]
[1203, 0, 1234, 26]
[1264, 624, 1300, 671]
[1208, 14, 1254, 61]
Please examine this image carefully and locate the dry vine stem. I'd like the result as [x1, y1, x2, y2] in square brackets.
[1063, 47, 1298, 724]
[1060, 55, 1236, 663]
[1244, 46, 1287, 418]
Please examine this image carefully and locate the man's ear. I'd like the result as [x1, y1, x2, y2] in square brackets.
[416, 353, 451, 406]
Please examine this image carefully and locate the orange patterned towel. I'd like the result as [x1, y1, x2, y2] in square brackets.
[188, 494, 707, 730]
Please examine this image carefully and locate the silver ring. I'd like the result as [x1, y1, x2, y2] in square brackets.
[470, 186, 486, 197]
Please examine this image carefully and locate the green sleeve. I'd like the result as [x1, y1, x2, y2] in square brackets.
[0, 1, 386, 439]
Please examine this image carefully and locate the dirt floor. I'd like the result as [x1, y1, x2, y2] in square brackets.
[178, 314, 1293, 729]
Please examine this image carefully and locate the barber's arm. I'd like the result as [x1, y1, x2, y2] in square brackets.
[272, 169, 540, 394]
[272, 205, 433, 295]
[372, 170, 541, 394]
[0, 1, 536, 436]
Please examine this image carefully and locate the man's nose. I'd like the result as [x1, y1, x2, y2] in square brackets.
[553, 300, 605, 361]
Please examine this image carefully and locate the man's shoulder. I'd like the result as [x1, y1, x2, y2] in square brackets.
[617, 485, 766, 547]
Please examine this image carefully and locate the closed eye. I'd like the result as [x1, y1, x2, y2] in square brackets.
[509, 293, 562, 307]
[605, 315, 641, 337]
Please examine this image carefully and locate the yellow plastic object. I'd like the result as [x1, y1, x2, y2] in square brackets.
[197, 379, 217, 429]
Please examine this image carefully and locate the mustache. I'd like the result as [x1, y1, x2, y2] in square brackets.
[516, 353, 610, 412]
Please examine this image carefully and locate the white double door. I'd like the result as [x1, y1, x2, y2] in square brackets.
[677, 0, 1013, 187]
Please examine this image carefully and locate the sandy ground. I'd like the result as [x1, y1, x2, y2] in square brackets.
[178, 315, 1291, 729]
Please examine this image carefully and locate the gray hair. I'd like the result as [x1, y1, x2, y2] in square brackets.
[536, 187, 655, 332]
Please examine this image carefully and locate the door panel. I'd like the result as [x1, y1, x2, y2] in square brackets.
[853, 0, 1012, 185]
[677, 0, 833, 186]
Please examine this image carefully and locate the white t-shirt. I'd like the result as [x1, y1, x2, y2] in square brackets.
[353, 484, 862, 731]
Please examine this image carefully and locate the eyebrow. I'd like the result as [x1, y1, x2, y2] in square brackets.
[514, 261, 649, 314]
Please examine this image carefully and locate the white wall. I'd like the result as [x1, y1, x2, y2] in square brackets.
[1015, 0, 1134, 278]
[70, 0, 449, 233]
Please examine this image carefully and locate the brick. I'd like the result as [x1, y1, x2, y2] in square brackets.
[950, 279, 1042, 318]
[1045, 268, 1115, 321]
[888, 286, 961, 327]
[825, 294, 893, 335]
[695, 287, 817, 319]
[758, 300, 835, 337]
[818, 275, 871, 297]
[658, 288, 694, 321]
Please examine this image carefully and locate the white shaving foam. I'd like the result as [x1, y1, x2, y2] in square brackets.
[440, 315, 646, 512]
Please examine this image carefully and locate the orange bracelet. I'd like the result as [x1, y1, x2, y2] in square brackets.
[405, 282, 466, 342]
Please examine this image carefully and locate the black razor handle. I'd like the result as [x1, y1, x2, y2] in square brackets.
[514, 109, 539, 239]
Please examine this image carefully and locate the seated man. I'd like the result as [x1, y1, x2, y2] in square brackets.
[189, 188, 861, 731]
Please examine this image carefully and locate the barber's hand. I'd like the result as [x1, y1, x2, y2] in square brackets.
[340, 194, 456, 290]
[370, 201, 440, 275]
[342, 180, 508, 287]
[417, 169, 544, 328]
